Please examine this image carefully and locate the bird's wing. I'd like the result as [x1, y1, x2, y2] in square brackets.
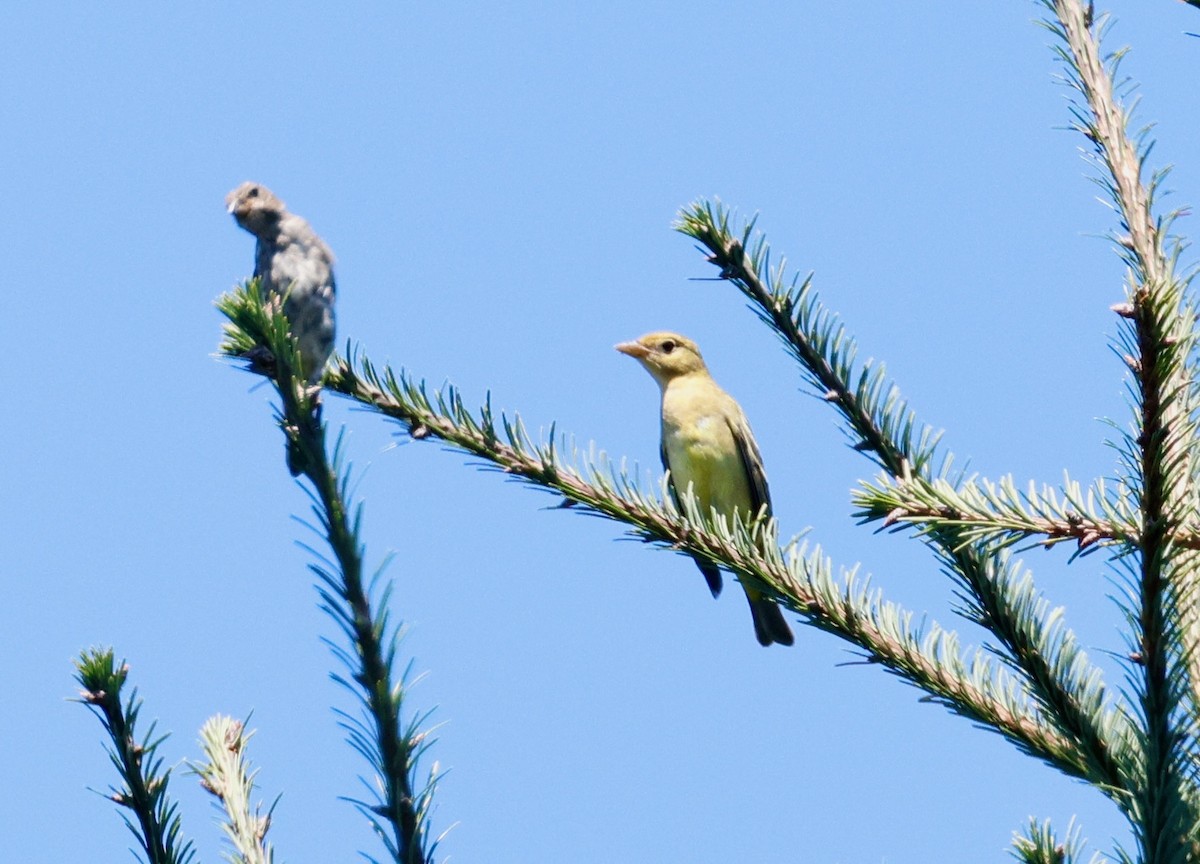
[253, 239, 270, 282]
[660, 438, 680, 507]
[728, 410, 772, 519]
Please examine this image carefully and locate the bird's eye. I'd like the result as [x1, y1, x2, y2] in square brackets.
[661, 340, 676, 354]
[247, 186, 259, 198]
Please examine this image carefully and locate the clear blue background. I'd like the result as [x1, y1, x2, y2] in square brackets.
[3, 2, 1197, 861]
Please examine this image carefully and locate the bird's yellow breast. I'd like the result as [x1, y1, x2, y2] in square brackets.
[661, 376, 754, 519]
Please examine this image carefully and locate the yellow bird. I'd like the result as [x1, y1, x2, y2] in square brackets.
[616, 332, 794, 647]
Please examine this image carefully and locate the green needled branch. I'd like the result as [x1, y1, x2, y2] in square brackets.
[194, 715, 278, 864]
[675, 204, 930, 480]
[674, 199, 1131, 796]
[857, 470, 1200, 557]
[854, 474, 1145, 554]
[312, 350, 1119, 783]
[1010, 817, 1093, 864]
[1047, 2, 1200, 860]
[74, 648, 195, 864]
[217, 282, 440, 864]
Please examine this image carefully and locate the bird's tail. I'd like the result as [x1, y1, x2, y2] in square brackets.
[286, 437, 306, 477]
[745, 588, 794, 647]
[693, 555, 723, 598]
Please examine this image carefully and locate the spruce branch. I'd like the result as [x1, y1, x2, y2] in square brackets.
[216, 281, 325, 477]
[1046, 0, 1200, 858]
[194, 715, 278, 864]
[1011, 817, 1099, 864]
[217, 282, 440, 864]
[316, 352, 1122, 783]
[1042, 1, 1178, 289]
[674, 200, 931, 480]
[73, 648, 195, 864]
[674, 199, 1132, 794]
[854, 473, 1145, 554]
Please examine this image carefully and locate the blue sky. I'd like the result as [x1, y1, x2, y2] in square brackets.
[5, 2, 1200, 861]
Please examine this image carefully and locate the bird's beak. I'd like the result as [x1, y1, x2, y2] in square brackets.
[614, 340, 649, 359]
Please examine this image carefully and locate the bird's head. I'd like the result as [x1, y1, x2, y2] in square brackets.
[225, 182, 285, 234]
[615, 331, 708, 386]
